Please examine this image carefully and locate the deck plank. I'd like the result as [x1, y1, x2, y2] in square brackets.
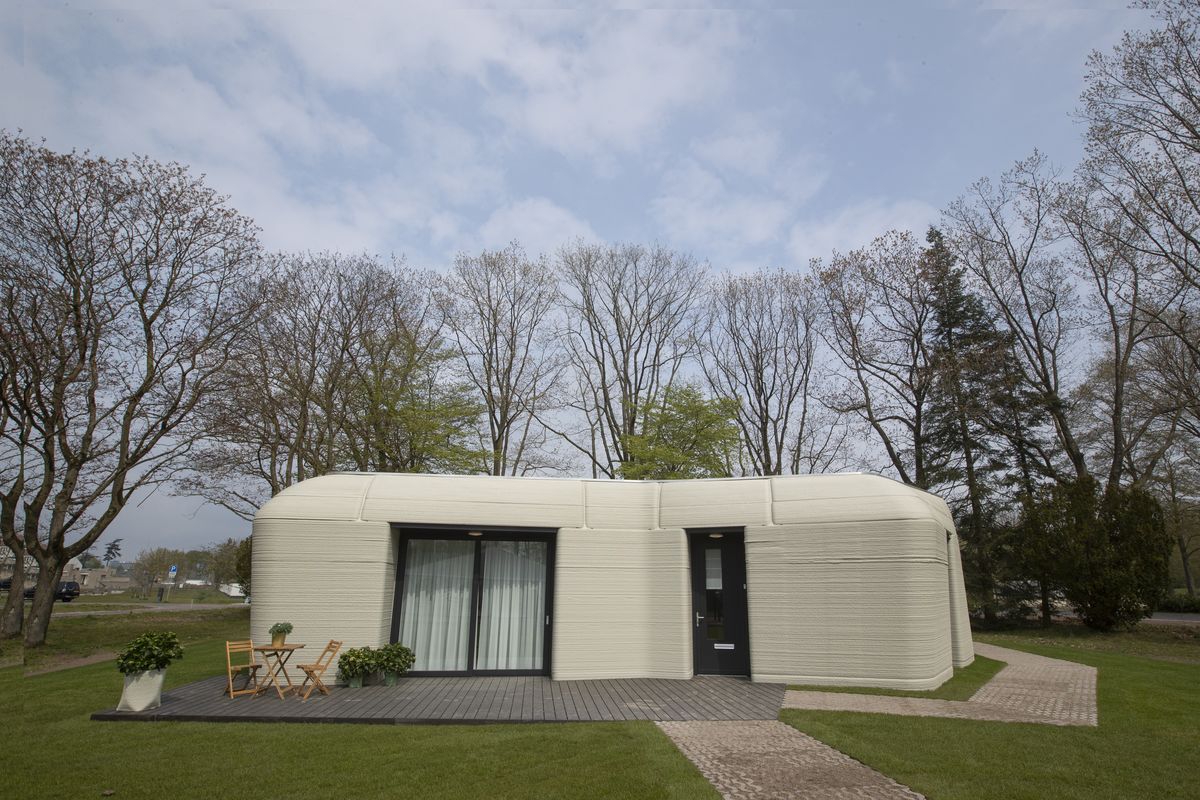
[92, 674, 786, 725]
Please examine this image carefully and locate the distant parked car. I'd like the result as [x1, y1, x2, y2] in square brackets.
[0, 578, 11, 592]
[20, 581, 81, 602]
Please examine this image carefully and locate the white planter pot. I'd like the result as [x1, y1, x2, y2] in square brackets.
[117, 669, 166, 712]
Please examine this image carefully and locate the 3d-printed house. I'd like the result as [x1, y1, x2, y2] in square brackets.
[251, 473, 973, 688]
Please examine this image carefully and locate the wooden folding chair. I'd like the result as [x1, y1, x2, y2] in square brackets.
[296, 640, 342, 700]
[225, 640, 262, 698]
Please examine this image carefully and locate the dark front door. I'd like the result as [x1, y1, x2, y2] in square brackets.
[688, 529, 750, 676]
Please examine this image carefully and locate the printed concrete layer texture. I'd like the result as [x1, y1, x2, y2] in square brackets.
[553, 527, 691, 680]
[254, 472, 973, 685]
[659, 720, 925, 800]
[782, 643, 1098, 727]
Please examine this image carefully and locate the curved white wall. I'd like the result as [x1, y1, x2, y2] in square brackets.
[252, 472, 974, 687]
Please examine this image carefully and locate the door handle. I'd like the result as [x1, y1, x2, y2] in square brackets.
[695, 612, 704, 627]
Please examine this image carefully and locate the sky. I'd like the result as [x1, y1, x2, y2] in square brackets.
[0, 0, 1146, 557]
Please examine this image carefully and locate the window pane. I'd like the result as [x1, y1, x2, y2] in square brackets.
[398, 539, 475, 671]
[705, 548, 723, 589]
[705, 547, 725, 640]
[475, 540, 547, 670]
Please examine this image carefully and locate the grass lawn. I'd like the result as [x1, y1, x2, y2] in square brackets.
[14, 606, 253, 673]
[782, 624, 1200, 800]
[981, 619, 1200, 662]
[7, 611, 718, 800]
[788, 655, 1005, 701]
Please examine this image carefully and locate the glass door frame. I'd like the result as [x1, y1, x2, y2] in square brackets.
[389, 524, 557, 676]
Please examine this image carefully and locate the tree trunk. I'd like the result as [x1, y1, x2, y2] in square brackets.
[1, 550, 26, 639]
[1179, 535, 1196, 598]
[1040, 580, 1053, 627]
[23, 557, 62, 648]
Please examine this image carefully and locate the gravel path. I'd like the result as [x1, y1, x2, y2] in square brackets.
[54, 603, 244, 618]
[782, 643, 1097, 727]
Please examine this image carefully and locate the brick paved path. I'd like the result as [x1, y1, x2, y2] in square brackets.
[782, 643, 1097, 727]
[658, 720, 925, 800]
[659, 643, 1096, 799]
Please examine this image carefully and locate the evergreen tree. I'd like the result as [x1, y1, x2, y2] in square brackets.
[1022, 477, 1171, 630]
[923, 227, 1012, 623]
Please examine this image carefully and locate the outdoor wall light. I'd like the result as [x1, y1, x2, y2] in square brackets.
[708, 533, 724, 539]
[467, 530, 483, 537]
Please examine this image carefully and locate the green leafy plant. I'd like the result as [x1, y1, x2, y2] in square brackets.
[377, 642, 415, 676]
[115, 632, 184, 674]
[337, 646, 377, 679]
[268, 622, 293, 636]
[1158, 593, 1200, 613]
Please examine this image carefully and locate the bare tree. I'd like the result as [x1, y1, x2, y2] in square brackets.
[189, 253, 475, 516]
[1079, 0, 1200, 347]
[945, 153, 1091, 483]
[1076, 1, 1200, 465]
[332, 261, 477, 474]
[0, 133, 263, 646]
[1059, 187, 1179, 489]
[438, 243, 563, 476]
[702, 268, 844, 475]
[555, 242, 707, 478]
[1158, 447, 1200, 596]
[816, 231, 939, 488]
[185, 254, 366, 518]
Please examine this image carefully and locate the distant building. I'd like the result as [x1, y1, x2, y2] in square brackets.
[0, 547, 38, 587]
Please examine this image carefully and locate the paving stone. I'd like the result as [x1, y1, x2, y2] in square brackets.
[658, 720, 925, 800]
[782, 643, 1097, 727]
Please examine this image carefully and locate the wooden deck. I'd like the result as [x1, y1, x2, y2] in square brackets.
[92, 674, 786, 725]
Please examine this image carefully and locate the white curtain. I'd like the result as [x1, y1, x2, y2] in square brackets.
[475, 540, 547, 670]
[398, 539, 475, 671]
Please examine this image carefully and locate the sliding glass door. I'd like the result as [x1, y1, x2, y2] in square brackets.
[394, 531, 553, 674]
[396, 540, 475, 671]
[476, 540, 547, 670]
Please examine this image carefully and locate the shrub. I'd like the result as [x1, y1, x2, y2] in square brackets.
[377, 642, 416, 675]
[1039, 478, 1173, 630]
[116, 632, 184, 674]
[337, 647, 377, 679]
[268, 622, 293, 636]
[1158, 593, 1200, 613]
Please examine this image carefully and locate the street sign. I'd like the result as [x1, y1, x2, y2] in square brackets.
[168, 564, 178, 579]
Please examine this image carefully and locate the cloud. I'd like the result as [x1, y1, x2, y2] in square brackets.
[652, 159, 792, 252]
[787, 198, 938, 262]
[488, 12, 740, 158]
[651, 116, 827, 263]
[833, 70, 874, 105]
[885, 59, 911, 92]
[477, 197, 599, 259]
[692, 119, 782, 178]
[270, 8, 742, 159]
[981, 2, 1139, 47]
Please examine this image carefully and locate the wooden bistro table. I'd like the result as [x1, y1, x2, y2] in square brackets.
[254, 643, 305, 699]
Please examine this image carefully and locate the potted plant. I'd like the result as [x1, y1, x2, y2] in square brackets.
[376, 643, 415, 686]
[268, 622, 293, 647]
[115, 632, 184, 712]
[337, 646, 375, 688]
